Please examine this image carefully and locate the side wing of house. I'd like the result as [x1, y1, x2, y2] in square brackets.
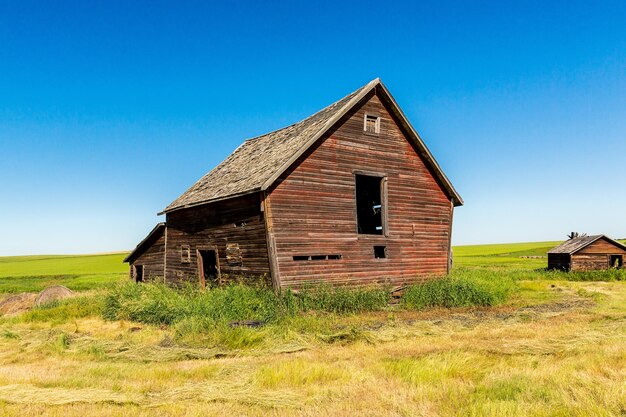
[164, 193, 271, 286]
[264, 91, 454, 289]
[124, 224, 166, 282]
[570, 237, 626, 271]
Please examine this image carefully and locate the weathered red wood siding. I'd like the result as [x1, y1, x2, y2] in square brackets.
[570, 238, 626, 271]
[131, 234, 165, 281]
[266, 92, 454, 289]
[165, 193, 271, 285]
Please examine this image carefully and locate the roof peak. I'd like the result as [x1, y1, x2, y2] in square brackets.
[548, 234, 626, 254]
[243, 78, 381, 144]
[162, 78, 462, 214]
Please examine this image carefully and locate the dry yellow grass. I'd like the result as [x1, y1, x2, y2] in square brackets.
[0, 280, 623, 416]
[1, 242, 626, 417]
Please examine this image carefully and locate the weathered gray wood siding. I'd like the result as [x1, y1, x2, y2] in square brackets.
[265, 92, 454, 289]
[131, 234, 165, 281]
[164, 193, 271, 285]
[570, 238, 626, 271]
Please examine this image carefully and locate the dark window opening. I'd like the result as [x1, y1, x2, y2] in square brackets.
[374, 246, 386, 259]
[364, 114, 380, 134]
[356, 174, 384, 235]
[134, 265, 144, 283]
[293, 254, 343, 261]
[198, 249, 219, 286]
[609, 255, 623, 269]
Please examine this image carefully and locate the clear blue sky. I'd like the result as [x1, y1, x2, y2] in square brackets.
[1, 0, 624, 255]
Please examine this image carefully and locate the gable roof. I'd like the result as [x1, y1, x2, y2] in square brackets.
[162, 78, 463, 214]
[547, 235, 626, 254]
[123, 223, 166, 264]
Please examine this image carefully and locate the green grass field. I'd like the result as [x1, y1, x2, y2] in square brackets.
[0, 243, 624, 417]
[0, 253, 127, 293]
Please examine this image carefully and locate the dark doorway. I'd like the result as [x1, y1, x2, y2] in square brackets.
[198, 249, 219, 287]
[134, 265, 143, 283]
[609, 255, 623, 269]
[355, 174, 384, 235]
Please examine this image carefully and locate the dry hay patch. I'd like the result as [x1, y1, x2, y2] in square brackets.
[0, 293, 37, 316]
[0, 384, 142, 405]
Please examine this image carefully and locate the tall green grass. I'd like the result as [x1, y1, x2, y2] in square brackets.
[102, 282, 392, 327]
[103, 274, 515, 331]
[402, 271, 515, 309]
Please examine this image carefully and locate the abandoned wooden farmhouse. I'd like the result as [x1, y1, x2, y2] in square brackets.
[547, 235, 626, 271]
[124, 78, 463, 290]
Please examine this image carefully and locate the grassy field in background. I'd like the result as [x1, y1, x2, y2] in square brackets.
[0, 253, 127, 293]
[0, 243, 624, 416]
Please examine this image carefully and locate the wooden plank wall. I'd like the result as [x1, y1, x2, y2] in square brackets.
[266, 92, 454, 289]
[570, 254, 609, 271]
[132, 234, 166, 281]
[576, 239, 626, 255]
[165, 193, 271, 285]
[571, 238, 626, 271]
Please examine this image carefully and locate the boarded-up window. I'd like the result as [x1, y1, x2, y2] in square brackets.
[181, 245, 191, 263]
[364, 114, 380, 134]
[226, 243, 242, 266]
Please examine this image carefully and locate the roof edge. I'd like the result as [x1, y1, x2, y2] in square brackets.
[376, 80, 464, 206]
[259, 77, 463, 206]
[547, 234, 626, 254]
[159, 189, 260, 215]
[259, 77, 380, 192]
[123, 223, 166, 263]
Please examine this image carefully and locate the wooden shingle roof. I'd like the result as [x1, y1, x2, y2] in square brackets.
[162, 78, 463, 214]
[547, 235, 626, 254]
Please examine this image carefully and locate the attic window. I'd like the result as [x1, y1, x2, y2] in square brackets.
[181, 245, 191, 263]
[364, 114, 380, 134]
[355, 174, 384, 235]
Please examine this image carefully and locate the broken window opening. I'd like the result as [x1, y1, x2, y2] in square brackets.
[356, 174, 384, 235]
[374, 246, 387, 259]
[609, 255, 623, 269]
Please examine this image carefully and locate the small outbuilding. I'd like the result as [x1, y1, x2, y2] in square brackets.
[547, 235, 626, 271]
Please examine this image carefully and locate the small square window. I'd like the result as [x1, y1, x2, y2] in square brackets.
[374, 246, 386, 259]
[364, 114, 380, 134]
[181, 245, 191, 263]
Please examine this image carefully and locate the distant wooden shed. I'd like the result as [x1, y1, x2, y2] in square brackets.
[547, 235, 626, 271]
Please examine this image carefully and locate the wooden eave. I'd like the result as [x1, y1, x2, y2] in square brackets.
[123, 223, 166, 264]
